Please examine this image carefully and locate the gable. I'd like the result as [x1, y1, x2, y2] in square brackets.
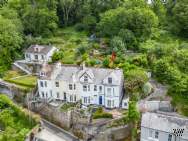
[79, 72, 94, 83]
[103, 72, 119, 85]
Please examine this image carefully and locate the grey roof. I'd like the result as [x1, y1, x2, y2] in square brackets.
[41, 64, 124, 85]
[25, 45, 54, 54]
[141, 112, 188, 139]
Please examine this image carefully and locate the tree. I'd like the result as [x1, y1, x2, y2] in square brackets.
[172, 0, 188, 37]
[58, 0, 75, 26]
[128, 101, 140, 141]
[0, 0, 8, 7]
[22, 5, 58, 36]
[153, 59, 182, 85]
[82, 15, 97, 31]
[98, 7, 158, 41]
[0, 15, 23, 75]
[125, 69, 148, 94]
[118, 29, 138, 50]
[151, 0, 167, 25]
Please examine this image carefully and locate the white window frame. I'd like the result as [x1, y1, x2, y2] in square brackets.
[107, 88, 112, 96]
[155, 131, 159, 139]
[108, 77, 112, 84]
[69, 84, 73, 90]
[94, 85, 97, 91]
[83, 85, 87, 92]
[55, 82, 59, 87]
[84, 75, 88, 82]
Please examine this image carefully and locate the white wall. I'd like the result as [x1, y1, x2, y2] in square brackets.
[38, 77, 123, 108]
[25, 47, 58, 63]
[141, 127, 176, 141]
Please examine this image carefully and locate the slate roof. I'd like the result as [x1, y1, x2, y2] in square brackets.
[40, 63, 124, 85]
[25, 45, 53, 54]
[141, 112, 188, 139]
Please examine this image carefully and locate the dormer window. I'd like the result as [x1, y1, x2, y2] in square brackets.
[108, 77, 112, 84]
[84, 75, 88, 82]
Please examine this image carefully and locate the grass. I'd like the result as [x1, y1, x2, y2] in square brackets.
[3, 70, 37, 89]
[2, 70, 24, 80]
[42, 27, 89, 64]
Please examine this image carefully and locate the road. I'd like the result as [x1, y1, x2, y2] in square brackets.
[40, 119, 79, 141]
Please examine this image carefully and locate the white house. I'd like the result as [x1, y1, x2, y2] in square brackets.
[37, 63, 125, 108]
[141, 112, 188, 141]
[25, 45, 58, 63]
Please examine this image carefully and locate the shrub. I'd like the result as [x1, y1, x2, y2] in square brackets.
[92, 107, 113, 119]
[103, 57, 110, 68]
[52, 51, 64, 62]
[89, 59, 96, 66]
[76, 45, 87, 56]
[75, 23, 85, 32]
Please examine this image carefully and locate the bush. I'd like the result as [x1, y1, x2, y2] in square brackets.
[103, 57, 110, 67]
[89, 59, 96, 66]
[76, 45, 87, 56]
[92, 107, 113, 119]
[75, 23, 85, 32]
[52, 51, 64, 62]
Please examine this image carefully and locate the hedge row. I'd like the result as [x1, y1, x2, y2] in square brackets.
[93, 112, 113, 119]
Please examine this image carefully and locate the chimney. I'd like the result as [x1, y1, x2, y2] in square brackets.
[56, 62, 61, 69]
[34, 45, 39, 52]
[82, 62, 86, 70]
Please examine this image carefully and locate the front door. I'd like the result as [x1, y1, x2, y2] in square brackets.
[99, 96, 102, 105]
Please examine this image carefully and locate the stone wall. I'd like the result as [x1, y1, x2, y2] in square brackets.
[92, 125, 130, 141]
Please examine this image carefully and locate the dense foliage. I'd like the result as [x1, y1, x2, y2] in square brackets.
[0, 95, 38, 141]
[0, 0, 187, 126]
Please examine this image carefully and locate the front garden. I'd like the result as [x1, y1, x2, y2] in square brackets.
[3, 70, 37, 90]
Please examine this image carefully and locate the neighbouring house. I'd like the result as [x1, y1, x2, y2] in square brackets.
[147, 0, 167, 4]
[25, 45, 58, 63]
[37, 63, 125, 108]
[141, 112, 188, 141]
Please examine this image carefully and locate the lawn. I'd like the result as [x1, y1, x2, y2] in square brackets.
[3, 70, 37, 89]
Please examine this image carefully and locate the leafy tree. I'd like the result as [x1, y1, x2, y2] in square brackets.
[125, 69, 148, 94]
[153, 59, 182, 85]
[118, 29, 138, 50]
[0, 15, 23, 74]
[98, 7, 158, 41]
[22, 5, 58, 36]
[128, 101, 140, 123]
[172, 0, 188, 37]
[174, 49, 188, 74]
[128, 101, 140, 141]
[52, 51, 64, 62]
[151, 0, 167, 25]
[0, 0, 8, 7]
[58, 0, 75, 26]
[82, 15, 97, 31]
